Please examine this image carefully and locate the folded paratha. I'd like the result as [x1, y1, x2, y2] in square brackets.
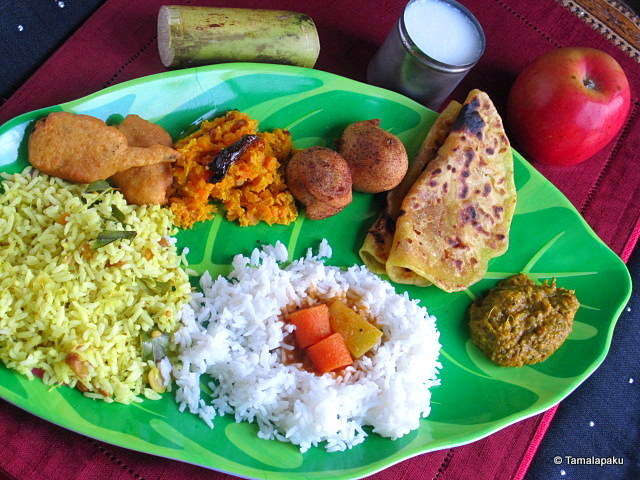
[358, 100, 462, 280]
[386, 89, 516, 292]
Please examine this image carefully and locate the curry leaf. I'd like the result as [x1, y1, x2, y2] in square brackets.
[85, 180, 112, 193]
[111, 205, 126, 224]
[137, 277, 170, 296]
[93, 230, 136, 249]
[141, 331, 170, 363]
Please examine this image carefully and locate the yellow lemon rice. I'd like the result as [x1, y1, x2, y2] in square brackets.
[0, 169, 192, 404]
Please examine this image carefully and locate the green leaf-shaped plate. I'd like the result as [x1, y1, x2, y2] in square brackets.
[0, 63, 631, 479]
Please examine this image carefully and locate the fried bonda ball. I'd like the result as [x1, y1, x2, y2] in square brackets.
[286, 146, 352, 220]
[337, 119, 408, 193]
[28, 112, 180, 184]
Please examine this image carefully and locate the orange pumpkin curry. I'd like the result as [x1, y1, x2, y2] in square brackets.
[169, 110, 298, 228]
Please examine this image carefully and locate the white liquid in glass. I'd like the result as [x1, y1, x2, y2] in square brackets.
[404, 0, 482, 66]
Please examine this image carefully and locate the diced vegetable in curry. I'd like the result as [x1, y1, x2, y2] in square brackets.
[286, 299, 384, 374]
[306, 333, 353, 374]
[289, 304, 332, 349]
[327, 299, 383, 359]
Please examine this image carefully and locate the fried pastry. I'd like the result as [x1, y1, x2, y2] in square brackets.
[28, 112, 179, 184]
[110, 114, 175, 205]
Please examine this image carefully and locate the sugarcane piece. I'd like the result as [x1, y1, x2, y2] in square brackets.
[157, 6, 320, 69]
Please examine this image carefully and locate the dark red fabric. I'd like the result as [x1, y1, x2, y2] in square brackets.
[0, 1, 638, 479]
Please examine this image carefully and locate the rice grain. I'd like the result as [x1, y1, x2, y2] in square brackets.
[171, 240, 441, 452]
[0, 168, 192, 404]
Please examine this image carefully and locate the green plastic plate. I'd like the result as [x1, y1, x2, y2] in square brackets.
[0, 63, 631, 479]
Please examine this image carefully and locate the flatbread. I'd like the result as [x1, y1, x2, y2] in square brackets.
[358, 100, 462, 279]
[386, 89, 516, 292]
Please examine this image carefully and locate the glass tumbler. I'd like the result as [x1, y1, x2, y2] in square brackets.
[367, 0, 486, 110]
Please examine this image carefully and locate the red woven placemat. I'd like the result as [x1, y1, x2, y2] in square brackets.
[0, 1, 638, 479]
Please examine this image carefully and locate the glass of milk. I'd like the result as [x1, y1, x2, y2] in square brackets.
[367, 0, 485, 110]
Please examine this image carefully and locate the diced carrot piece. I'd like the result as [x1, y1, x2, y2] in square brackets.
[55, 212, 69, 225]
[288, 304, 332, 348]
[306, 333, 353, 374]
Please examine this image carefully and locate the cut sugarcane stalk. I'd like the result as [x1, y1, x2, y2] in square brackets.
[157, 6, 320, 69]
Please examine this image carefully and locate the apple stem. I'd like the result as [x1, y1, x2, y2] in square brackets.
[583, 77, 596, 90]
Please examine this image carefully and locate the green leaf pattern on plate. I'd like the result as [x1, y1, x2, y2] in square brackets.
[0, 63, 631, 480]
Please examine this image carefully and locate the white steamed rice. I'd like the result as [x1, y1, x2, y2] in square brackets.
[170, 240, 441, 452]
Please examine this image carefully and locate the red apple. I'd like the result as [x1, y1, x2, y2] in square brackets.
[507, 47, 630, 167]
